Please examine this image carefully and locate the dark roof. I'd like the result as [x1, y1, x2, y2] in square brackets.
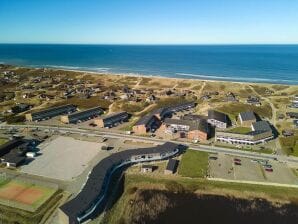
[67, 107, 103, 122]
[135, 101, 195, 126]
[100, 111, 129, 127]
[166, 101, 195, 112]
[2, 152, 26, 165]
[0, 139, 33, 166]
[102, 111, 127, 120]
[239, 111, 256, 121]
[135, 114, 158, 126]
[151, 107, 169, 117]
[208, 110, 228, 123]
[59, 142, 182, 224]
[30, 104, 77, 120]
[252, 121, 271, 132]
[165, 159, 178, 172]
[0, 139, 27, 157]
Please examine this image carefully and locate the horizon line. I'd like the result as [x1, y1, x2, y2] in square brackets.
[1, 42, 298, 46]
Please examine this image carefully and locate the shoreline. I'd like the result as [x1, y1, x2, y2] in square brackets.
[9, 64, 298, 86]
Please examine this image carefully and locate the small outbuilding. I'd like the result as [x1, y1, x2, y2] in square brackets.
[141, 164, 154, 173]
[164, 159, 178, 175]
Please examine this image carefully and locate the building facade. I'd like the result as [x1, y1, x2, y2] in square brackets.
[133, 114, 161, 135]
[163, 118, 209, 141]
[207, 110, 229, 129]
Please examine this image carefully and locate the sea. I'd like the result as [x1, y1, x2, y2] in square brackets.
[0, 44, 298, 85]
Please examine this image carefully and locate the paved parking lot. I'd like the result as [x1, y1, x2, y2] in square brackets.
[209, 153, 298, 185]
[21, 136, 107, 181]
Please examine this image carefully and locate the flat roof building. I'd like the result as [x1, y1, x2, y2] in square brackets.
[26, 104, 77, 121]
[94, 111, 129, 128]
[61, 107, 103, 124]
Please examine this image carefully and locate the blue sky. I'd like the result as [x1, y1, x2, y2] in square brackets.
[0, 0, 298, 44]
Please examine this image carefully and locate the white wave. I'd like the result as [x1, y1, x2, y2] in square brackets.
[175, 72, 298, 84]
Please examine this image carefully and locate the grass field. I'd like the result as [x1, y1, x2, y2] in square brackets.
[216, 102, 272, 120]
[178, 149, 209, 178]
[0, 179, 57, 212]
[279, 136, 298, 156]
[228, 127, 252, 134]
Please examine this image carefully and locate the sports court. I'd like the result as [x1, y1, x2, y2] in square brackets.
[0, 179, 57, 211]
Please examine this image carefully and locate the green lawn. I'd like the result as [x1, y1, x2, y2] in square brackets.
[178, 149, 209, 178]
[0, 139, 8, 146]
[228, 127, 252, 134]
[216, 102, 272, 119]
[279, 136, 298, 156]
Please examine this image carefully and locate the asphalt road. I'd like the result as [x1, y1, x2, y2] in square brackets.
[2, 123, 298, 165]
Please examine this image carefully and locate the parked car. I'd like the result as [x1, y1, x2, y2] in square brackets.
[234, 158, 241, 162]
[265, 168, 273, 172]
[234, 161, 241, 166]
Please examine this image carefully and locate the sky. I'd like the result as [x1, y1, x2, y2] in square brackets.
[0, 0, 298, 44]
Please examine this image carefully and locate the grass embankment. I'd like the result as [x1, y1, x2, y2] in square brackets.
[178, 150, 209, 178]
[279, 136, 298, 157]
[228, 127, 252, 134]
[102, 173, 298, 224]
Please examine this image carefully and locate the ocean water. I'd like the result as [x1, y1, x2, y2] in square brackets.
[0, 44, 298, 84]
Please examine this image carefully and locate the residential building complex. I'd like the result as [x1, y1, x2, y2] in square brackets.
[25, 104, 77, 121]
[60, 107, 104, 124]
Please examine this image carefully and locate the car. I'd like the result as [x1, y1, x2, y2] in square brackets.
[234, 158, 241, 162]
[209, 156, 218, 160]
[265, 168, 273, 172]
[234, 161, 241, 166]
